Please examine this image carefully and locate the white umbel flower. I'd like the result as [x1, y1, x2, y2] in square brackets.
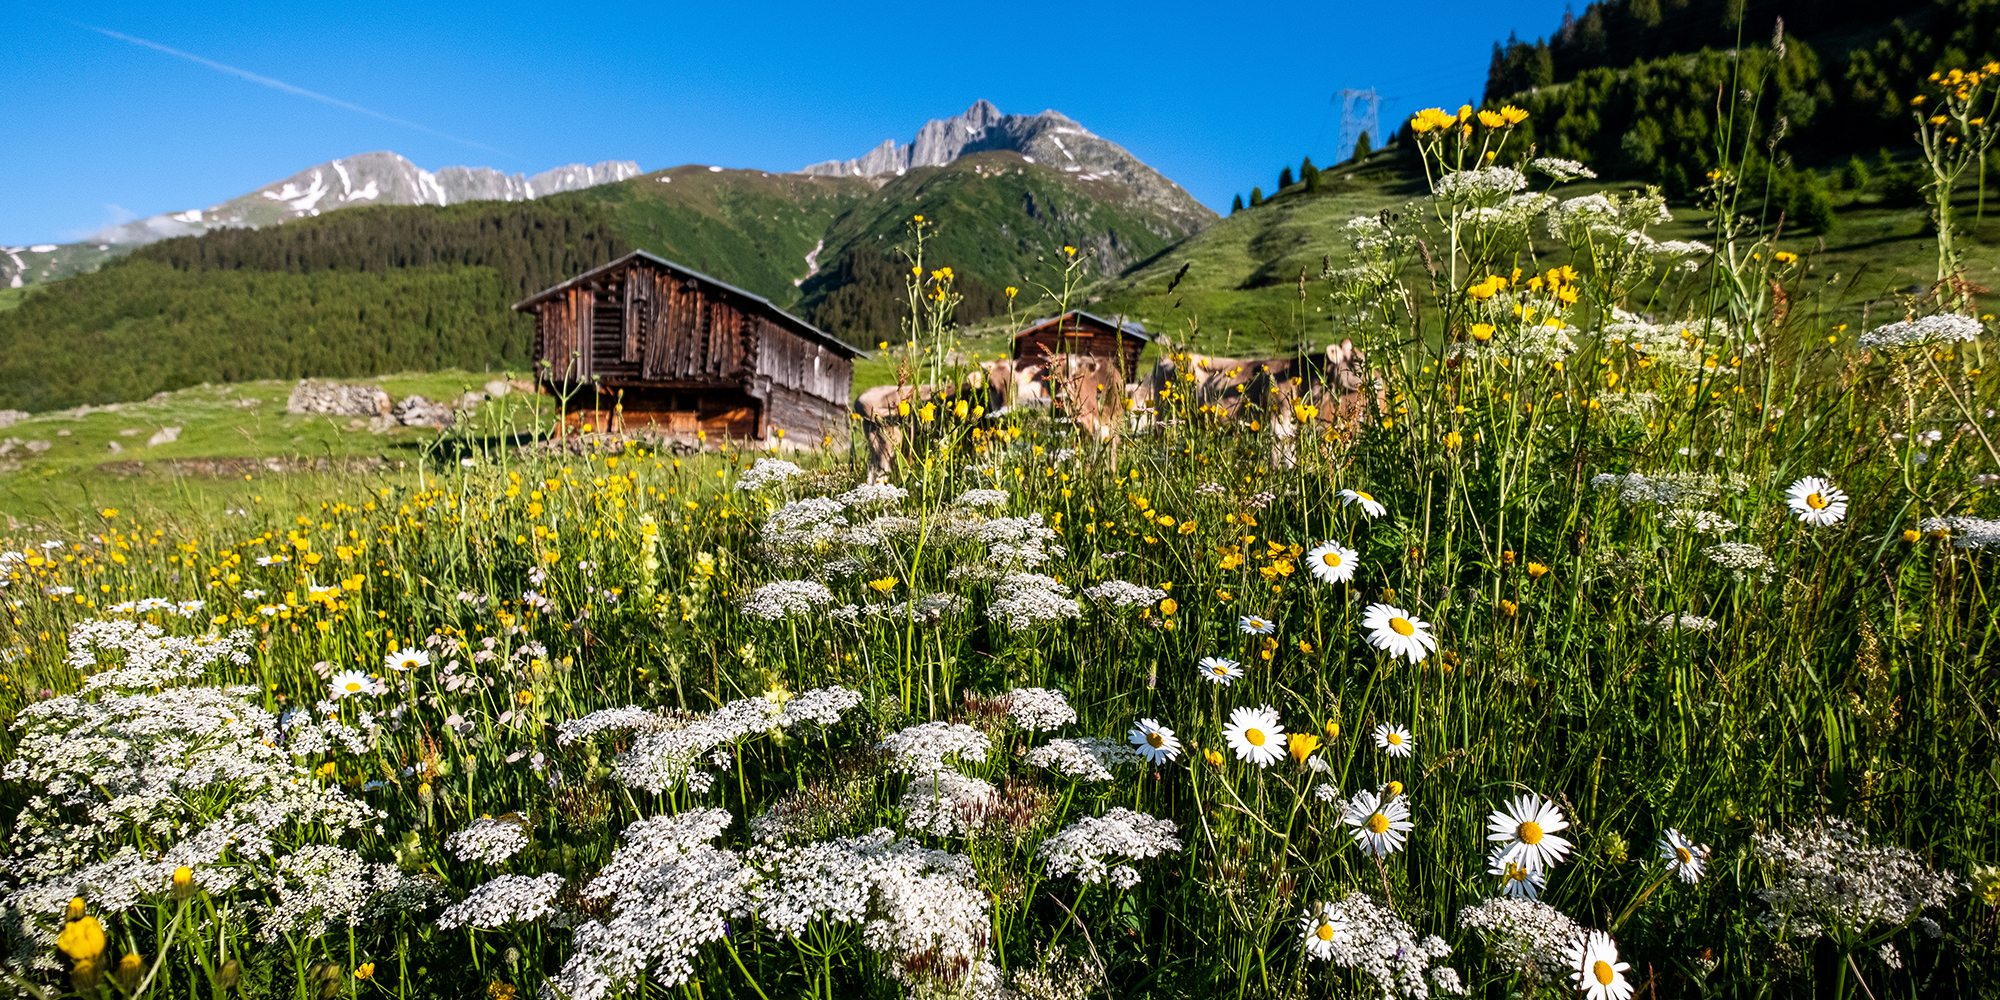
[1342, 788, 1413, 857]
[1305, 541, 1359, 584]
[328, 670, 372, 699]
[1222, 705, 1285, 767]
[1198, 656, 1245, 685]
[1785, 476, 1848, 527]
[1372, 722, 1414, 757]
[1361, 603, 1436, 663]
[1339, 488, 1387, 518]
[1127, 718, 1182, 764]
[384, 647, 429, 672]
[1567, 930, 1634, 1000]
[1660, 828, 1709, 884]
[1487, 794, 1574, 873]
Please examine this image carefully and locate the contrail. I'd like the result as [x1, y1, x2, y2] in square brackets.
[75, 23, 512, 159]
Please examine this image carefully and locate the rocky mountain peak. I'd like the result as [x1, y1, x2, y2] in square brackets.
[801, 101, 1216, 234]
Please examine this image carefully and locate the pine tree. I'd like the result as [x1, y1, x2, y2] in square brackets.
[1232, 194, 1244, 214]
[1351, 131, 1373, 163]
[1278, 166, 1295, 190]
[1249, 187, 1264, 207]
[1302, 157, 1322, 193]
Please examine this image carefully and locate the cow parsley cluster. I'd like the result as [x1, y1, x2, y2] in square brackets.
[1081, 580, 1166, 608]
[1592, 471, 1746, 508]
[954, 488, 1012, 509]
[549, 809, 752, 1000]
[1035, 808, 1181, 885]
[750, 829, 992, 988]
[1641, 612, 1719, 633]
[1529, 157, 1597, 182]
[1703, 541, 1774, 582]
[1005, 687, 1076, 731]
[985, 573, 1081, 631]
[1300, 892, 1460, 998]
[1023, 738, 1142, 782]
[1753, 818, 1960, 939]
[446, 815, 530, 865]
[741, 580, 835, 620]
[1458, 897, 1585, 983]
[899, 770, 1000, 837]
[437, 872, 565, 930]
[880, 721, 991, 775]
[1433, 166, 1528, 205]
[733, 458, 805, 491]
[1857, 314, 1982, 350]
[1919, 515, 2000, 550]
[566, 687, 861, 794]
[0, 618, 380, 967]
[1660, 508, 1739, 534]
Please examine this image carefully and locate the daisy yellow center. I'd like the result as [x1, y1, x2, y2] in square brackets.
[1213, 665, 1231, 675]
[1322, 552, 1343, 567]
[1387, 732, 1403, 746]
[1245, 728, 1267, 747]
[1316, 923, 1335, 941]
[1148, 733, 1165, 748]
[400, 659, 418, 668]
[1806, 492, 1829, 510]
[1386, 781, 1403, 796]
[1675, 846, 1693, 864]
[1593, 960, 1615, 986]
[1367, 813, 1391, 834]
[1355, 491, 1374, 502]
[1390, 617, 1415, 636]
[1505, 863, 1528, 882]
[1518, 821, 1545, 844]
[344, 682, 363, 693]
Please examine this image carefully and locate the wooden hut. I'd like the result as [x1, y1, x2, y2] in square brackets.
[513, 251, 859, 445]
[1011, 311, 1151, 378]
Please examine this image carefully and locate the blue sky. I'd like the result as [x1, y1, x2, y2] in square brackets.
[3, 1, 1575, 246]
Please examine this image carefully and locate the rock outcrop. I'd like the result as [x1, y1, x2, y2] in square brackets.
[287, 381, 393, 417]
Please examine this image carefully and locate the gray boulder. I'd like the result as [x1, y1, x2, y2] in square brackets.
[288, 380, 393, 417]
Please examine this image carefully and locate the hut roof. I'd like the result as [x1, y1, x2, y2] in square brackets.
[1011, 311, 1152, 343]
[511, 250, 863, 360]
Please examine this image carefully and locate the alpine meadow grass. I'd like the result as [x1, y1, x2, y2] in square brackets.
[4, 68, 2000, 1000]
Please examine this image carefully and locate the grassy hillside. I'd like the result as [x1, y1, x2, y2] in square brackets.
[801, 151, 1209, 341]
[0, 371, 548, 518]
[1084, 148, 2000, 361]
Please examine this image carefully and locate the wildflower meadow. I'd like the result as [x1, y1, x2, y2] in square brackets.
[4, 65, 2000, 1000]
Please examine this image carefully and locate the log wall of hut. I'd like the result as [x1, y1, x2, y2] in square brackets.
[523, 253, 857, 444]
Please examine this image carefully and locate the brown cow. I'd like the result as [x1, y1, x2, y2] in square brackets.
[853, 356, 1130, 480]
[1132, 341, 1378, 465]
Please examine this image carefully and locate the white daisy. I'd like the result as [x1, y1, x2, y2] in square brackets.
[1305, 541, 1359, 584]
[1127, 718, 1183, 764]
[1785, 475, 1848, 526]
[1360, 603, 1437, 663]
[384, 647, 430, 672]
[1488, 844, 1546, 898]
[1659, 828, 1709, 884]
[1486, 794, 1574, 873]
[255, 554, 290, 566]
[240, 589, 266, 599]
[1238, 615, 1276, 635]
[1341, 788, 1413, 857]
[1567, 930, 1634, 1000]
[1198, 656, 1245, 685]
[1338, 488, 1387, 518]
[1299, 902, 1341, 961]
[1222, 705, 1285, 767]
[1372, 722, 1414, 757]
[329, 670, 373, 700]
